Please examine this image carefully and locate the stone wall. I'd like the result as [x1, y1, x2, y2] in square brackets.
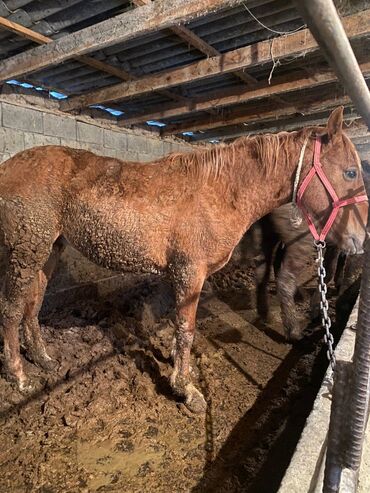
[0, 100, 191, 164]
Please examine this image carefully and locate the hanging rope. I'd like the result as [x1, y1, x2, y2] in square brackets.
[242, 3, 306, 36]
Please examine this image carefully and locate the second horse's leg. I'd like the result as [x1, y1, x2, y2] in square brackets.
[276, 251, 306, 341]
[256, 216, 279, 320]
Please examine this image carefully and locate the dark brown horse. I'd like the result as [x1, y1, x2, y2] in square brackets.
[253, 204, 346, 339]
[0, 107, 367, 412]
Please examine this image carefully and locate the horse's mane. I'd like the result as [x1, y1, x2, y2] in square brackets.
[164, 129, 312, 184]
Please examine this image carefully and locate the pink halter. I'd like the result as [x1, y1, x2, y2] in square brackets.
[296, 137, 368, 242]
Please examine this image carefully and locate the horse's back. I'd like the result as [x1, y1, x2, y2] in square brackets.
[0, 145, 80, 200]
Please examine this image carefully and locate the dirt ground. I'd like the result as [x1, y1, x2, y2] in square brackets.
[0, 254, 361, 493]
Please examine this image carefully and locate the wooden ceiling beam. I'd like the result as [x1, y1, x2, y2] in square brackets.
[132, 0, 263, 87]
[0, 15, 191, 106]
[118, 61, 370, 125]
[192, 111, 363, 142]
[0, 16, 133, 81]
[161, 95, 351, 135]
[60, 10, 370, 112]
[0, 0, 245, 82]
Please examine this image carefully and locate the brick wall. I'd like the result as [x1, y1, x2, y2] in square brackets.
[0, 99, 194, 305]
[0, 100, 191, 164]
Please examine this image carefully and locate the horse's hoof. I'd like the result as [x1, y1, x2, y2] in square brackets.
[18, 378, 36, 394]
[285, 327, 303, 342]
[27, 350, 58, 371]
[3, 372, 36, 394]
[185, 384, 207, 414]
[37, 355, 58, 372]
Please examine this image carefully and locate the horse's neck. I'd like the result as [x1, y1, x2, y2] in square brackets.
[234, 133, 307, 228]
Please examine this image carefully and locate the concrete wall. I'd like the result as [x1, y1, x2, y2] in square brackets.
[0, 98, 194, 305]
[0, 100, 191, 164]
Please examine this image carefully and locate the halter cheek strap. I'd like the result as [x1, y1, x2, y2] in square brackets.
[296, 137, 368, 242]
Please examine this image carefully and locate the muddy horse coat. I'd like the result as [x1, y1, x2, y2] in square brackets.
[0, 107, 367, 412]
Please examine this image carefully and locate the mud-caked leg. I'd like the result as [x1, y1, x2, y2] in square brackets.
[22, 239, 65, 370]
[255, 216, 279, 320]
[2, 297, 28, 391]
[170, 269, 206, 413]
[276, 253, 306, 340]
[1, 232, 58, 391]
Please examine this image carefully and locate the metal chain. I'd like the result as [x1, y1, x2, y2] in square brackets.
[315, 240, 336, 370]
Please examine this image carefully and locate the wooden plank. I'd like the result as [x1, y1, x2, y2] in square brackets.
[60, 10, 370, 112]
[0, 16, 134, 80]
[118, 61, 370, 125]
[161, 95, 351, 135]
[0, 15, 193, 106]
[164, 8, 286, 104]
[345, 124, 369, 139]
[351, 135, 370, 145]
[132, 0, 220, 56]
[192, 113, 363, 142]
[0, 16, 52, 44]
[170, 24, 220, 56]
[129, 1, 218, 108]
[0, 0, 244, 82]
[131, 0, 265, 104]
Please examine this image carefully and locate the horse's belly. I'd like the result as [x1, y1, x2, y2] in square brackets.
[63, 204, 166, 274]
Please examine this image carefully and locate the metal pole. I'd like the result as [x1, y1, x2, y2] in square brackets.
[295, 0, 370, 130]
[295, 1, 370, 491]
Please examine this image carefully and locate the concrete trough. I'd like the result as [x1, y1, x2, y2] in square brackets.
[279, 299, 370, 493]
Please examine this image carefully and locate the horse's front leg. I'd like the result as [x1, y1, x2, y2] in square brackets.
[170, 268, 207, 413]
[277, 251, 306, 341]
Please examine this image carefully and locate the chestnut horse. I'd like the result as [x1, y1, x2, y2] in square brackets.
[0, 107, 367, 412]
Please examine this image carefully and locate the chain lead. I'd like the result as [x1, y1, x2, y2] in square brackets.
[314, 240, 336, 371]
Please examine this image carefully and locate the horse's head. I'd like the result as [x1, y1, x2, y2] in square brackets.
[299, 107, 368, 254]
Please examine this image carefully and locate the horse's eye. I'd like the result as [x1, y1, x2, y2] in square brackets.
[344, 169, 357, 180]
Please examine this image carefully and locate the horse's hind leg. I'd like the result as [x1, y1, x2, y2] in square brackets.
[22, 238, 66, 370]
[170, 266, 207, 413]
[2, 238, 58, 391]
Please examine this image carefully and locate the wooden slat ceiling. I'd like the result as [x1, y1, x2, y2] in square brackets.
[0, 0, 369, 144]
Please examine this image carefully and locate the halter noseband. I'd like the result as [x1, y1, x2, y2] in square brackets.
[295, 136, 368, 242]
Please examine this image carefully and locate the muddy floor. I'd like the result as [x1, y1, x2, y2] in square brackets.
[0, 257, 360, 493]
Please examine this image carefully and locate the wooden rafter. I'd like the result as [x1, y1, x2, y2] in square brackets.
[161, 94, 351, 135]
[192, 111, 363, 142]
[118, 61, 370, 126]
[0, 15, 191, 106]
[132, 0, 262, 87]
[0, 0, 245, 82]
[0, 16, 131, 79]
[59, 10, 370, 112]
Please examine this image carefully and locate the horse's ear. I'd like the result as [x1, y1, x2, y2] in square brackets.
[327, 106, 344, 140]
